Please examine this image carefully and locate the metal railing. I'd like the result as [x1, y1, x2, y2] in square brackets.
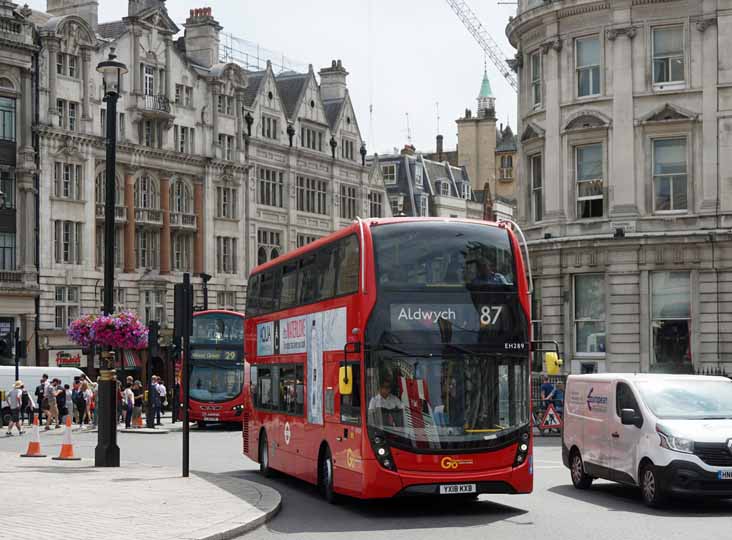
[135, 208, 163, 225]
[143, 94, 171, 114]
[95, 204, 127, 221]
[0, 270, 22, 282]
[170, 212, 197, 228]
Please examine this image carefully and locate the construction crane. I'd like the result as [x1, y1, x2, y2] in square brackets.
[445, 0, 518, 92]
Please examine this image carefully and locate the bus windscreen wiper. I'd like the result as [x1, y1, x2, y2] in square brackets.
[379, 344, 433, 358]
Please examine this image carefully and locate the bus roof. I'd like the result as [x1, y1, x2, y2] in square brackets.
[248, 217, 506, 276]
[193, 309, 245, 318]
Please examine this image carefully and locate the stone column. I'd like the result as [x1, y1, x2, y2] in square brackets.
[160, 176, 171, 274]
[81, 48, 92, 124]
[124, 172, 136, 272]
[211, 84, 220, 157]
[132, 27, 141, 94]
[609, 27, 639, 216]
[164, 38, 172, 100]
[17, 173, 35, 273]
[698, 19, 719, 211]
[193, 181, 204, 274]
[20, 68, 32, 151]
[542, 38, 564, 221]
[47, 40, 59, 122]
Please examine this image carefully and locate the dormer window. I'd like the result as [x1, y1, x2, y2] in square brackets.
[461, 183, 471, 200]
[414, 163, 423, 187]
[439, 181, 450, 197]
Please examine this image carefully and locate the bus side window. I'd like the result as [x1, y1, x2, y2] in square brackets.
[316, 246, 337, 301]
[280, 261, 299, 310]
[256, 367, 272, 409]
[295, 365, 304, 415]
[340, 363, 361, 425]
[336, 235, 359, 296]
[247, 274, 260, 316]
[298, 253, 318, 304]
[259, 271, 275, 313]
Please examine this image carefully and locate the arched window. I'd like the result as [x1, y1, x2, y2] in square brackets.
[170, 180, 192, 214]
[95, 172, 124, 205]
[257, 247, 267, 266]
[134, 174, 159, 209]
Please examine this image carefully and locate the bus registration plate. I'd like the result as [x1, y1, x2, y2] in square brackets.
[439, 484, 476, 495]
[718, 471, 732, 480]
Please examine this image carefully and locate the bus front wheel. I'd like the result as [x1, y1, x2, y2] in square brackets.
[259, 432, 272, 477]
[319, 446, 339, 504]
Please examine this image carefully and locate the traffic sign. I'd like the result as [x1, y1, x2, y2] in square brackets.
[540, 404, 562, 430]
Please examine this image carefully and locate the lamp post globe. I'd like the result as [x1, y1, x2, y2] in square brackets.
[95, 48, 127, 468]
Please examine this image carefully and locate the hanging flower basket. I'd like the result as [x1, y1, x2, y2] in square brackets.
[67, 311, 149, 350]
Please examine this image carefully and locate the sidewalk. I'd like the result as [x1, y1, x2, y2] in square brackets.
[1, 452, 280, 540]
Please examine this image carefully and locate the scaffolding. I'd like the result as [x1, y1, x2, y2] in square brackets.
[219, 32, 308, 74]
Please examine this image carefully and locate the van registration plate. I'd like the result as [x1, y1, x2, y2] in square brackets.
[717, 471, 732, 480]
[439, 484, 477, 495]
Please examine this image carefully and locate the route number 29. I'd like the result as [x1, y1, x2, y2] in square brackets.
[480, 306, 503, 326]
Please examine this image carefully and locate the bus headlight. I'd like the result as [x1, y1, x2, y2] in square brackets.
[369, 431, 397, 471]
[513, 429, 530, 467]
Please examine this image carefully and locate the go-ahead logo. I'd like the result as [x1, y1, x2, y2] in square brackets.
[440, 456, 474, 470]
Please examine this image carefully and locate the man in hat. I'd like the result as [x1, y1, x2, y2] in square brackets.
[6, 381, 24, 436]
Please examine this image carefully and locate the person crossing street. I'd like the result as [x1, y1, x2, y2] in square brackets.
[6, 381, 24, 436]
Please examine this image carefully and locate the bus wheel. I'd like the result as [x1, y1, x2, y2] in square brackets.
[570, 449, 593, 490]
[259, 432, 272, 477]
[319, 446, 339, 504]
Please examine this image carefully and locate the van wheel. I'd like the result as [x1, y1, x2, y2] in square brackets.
[259, 432, 272, 477]
[570, 450, 593, 489]
[640, 463, 667, 507]
[319, 446, 339, 504]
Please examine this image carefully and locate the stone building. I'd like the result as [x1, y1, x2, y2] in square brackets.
[507, 0, 732, 374]
[23, 0, 383, 369]
[0, 1, 38, 366]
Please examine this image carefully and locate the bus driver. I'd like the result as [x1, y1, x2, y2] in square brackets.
[368, 376, 404, 427]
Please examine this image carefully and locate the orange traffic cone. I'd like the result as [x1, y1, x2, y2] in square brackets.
[52, 415, 81, 461]
[135, 412, 144, 428]
[20, 414, 46, 458]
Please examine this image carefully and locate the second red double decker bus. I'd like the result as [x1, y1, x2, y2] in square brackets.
[243, 218, 532, 500]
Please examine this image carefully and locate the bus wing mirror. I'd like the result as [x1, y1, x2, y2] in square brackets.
[339, 366, 353, 396]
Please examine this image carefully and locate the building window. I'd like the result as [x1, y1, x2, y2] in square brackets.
[216, 186, 238, 219]
[439, 181, 450, 196]
[174, 125, 194, 154]
[218, 95, 233, 115]
[461, 183, 471, 200]
[0, 169, 14, 209]
[531, 279, 543, 372]
[261, 116, 278, 140]
[341, 138, 355, 160]
[99, 287, 125, 313]
[175, 84, 193, 106]
[216, 236, 238, 274]
[95, 172, 124, 209]
[100, 109, 125, 140]
[420, 195, 429, 217]
[142, 289, 165, 325]
[382, 164, 396, 185]
[56, 53, 79, 78]
[340, 184, 357, 219]
[530, 51, 542, 107]
[217, 291, 236, 310]
[141, 119, 162, 148]
[576, 36, 601, 97]
[499, 155, 513, 180]
[54, 221, 82, 264]
[56, 99, 78, 131]
[135, 229, 160, 269]
[257, 230, 281, 265]
[653, 26, 684, 85]
[218, 134, 234, 161]
[296, 234, 320, 248]
[574, 274, 606, 355]
[389, 196, 402, 216]
[576, 144, 603, 218]
[0, 232, 15, 270]
[257, 167, 284, 208]
[651, 271, 691, 365]
[143, 64, 155, 96]
[368, 192, 383, 218]
[653, 138, 687, 212]
[171, 233, 193, 272]
[53, 163, 83, 201]
[414, 163, 423, 188]
[170, 180, 193, 214]
[0, 97, 15, 141]
[54, 286, 79, 329]
[300, 126, 324, 151]
[296, 176, 327, 215]
[95, 225, 123, 269]
[134, 175, 159, 209]
[530, 154, 543, 222]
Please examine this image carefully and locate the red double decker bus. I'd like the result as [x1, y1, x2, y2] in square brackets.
[188, 310, 246, 426]
[243, 218, 532, 500]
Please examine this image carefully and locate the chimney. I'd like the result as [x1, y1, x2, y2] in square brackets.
[401, 144, 416, 156]
[183, 7, 222, 68]
[47, 0, 99, 30]
[318, 59, 348, 101]
[436, 134, 444, 161]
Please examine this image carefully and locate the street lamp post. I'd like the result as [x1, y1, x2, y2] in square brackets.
[95, 49, 128, 468]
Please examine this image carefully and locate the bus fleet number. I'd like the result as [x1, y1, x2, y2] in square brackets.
[480, 306, 503, 326]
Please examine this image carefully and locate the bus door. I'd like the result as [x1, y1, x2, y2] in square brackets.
[273, 364, 304, 475]
[333, 359, 364, 493]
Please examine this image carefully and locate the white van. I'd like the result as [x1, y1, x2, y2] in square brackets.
[0, 366, 89, 425]
[563, 373, 732, 506]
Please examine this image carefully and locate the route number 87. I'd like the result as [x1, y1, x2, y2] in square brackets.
[480, 306, 503, 326]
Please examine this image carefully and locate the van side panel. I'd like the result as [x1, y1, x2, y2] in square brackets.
[566, 379, 612, 470]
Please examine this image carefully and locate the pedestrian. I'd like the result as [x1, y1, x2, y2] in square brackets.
[35, 374, 47, 426]
[132, 380, 143, 428]
[56, 381, 68, 425]
[540, 375, 555, 415]
[116, 381, 124, 424]
[153, 376, 166, 425]
[123, 382, 134, 429]
[172, 381, 180, 424]
[44, 378, 60, 430]
[20, 384, 32, 426]
[91, 381, 98, 426]
[6, 381, 24, 436]
[71, 381, 81, 424]
[80, 382, 92, 426]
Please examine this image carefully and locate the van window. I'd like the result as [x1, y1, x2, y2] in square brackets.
[616, 382, 641, 418]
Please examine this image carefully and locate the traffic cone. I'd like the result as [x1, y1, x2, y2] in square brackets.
[52, 415, 81, 461]
[20, 414, 46, 458]
[135, 412, 143, 428]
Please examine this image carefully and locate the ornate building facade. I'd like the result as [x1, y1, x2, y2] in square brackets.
[508, 0, 732, 374]
[20, 0, 384, 368]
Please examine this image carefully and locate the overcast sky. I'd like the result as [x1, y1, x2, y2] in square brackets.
[28, 0, 518, 154]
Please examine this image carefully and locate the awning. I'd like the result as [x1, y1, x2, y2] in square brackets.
[120, 350, 142, 370]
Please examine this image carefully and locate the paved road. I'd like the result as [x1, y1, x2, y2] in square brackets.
[2, 426, 729, 539]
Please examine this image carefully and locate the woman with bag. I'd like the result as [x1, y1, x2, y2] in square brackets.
[123, 382, 134, 428]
